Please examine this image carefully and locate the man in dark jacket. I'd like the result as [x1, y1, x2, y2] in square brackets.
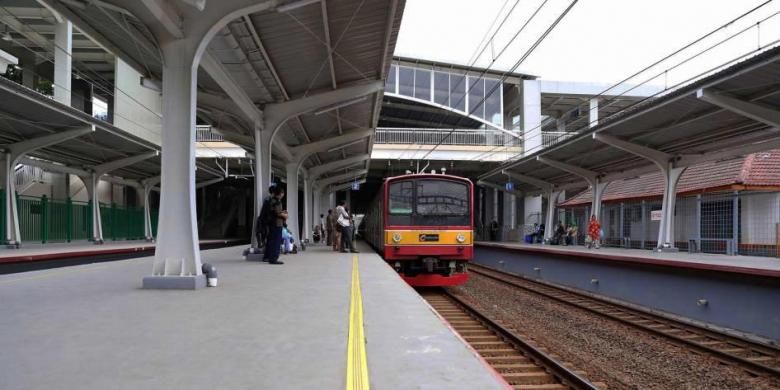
[263, 186, 288, 264]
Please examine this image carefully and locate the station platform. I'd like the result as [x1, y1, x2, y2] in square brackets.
[0, 243, 507, 390]
[475, 241, 780, 341]
[0, 239, 244, 270]
[477, 241, 780, 278]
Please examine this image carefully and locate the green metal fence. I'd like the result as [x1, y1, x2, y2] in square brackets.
[0, 192, 157, 244]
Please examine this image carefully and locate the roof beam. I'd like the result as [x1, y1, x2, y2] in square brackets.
[678, 130, 780, 166]
[139, 0, 184, 39]
[263, 81, 383, 132]
[315, 169, 368, 189]
[320, 0, 337, 90]
[592, 133, 673, 170]
[5, 126, 94, 162]
[536, 156, 600, 183]
[696, 88, 780, 128]
[200, 50, 262, 124]
[290, 129, 371, 159]
[94, 151, 158, 176]
[501, 170, 553, 191]
[309, 153, 370, 179]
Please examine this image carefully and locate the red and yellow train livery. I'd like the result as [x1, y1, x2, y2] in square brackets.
[362, 173, 473, 287]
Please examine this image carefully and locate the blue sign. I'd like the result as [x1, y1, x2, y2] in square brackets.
[352, 181, 360, 191]
[505, 182, 514, 191]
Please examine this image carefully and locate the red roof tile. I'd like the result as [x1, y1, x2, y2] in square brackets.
[560, 150, 780, 206]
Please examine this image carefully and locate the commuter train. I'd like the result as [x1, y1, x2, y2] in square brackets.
[362, 173, 473, 287]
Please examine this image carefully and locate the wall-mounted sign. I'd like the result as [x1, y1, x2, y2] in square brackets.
[351, 181, 360, 191]
[505, 182, 514, 191]
[650, 210, 663, 221]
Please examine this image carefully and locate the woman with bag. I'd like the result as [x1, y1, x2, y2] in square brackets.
[336, 200, 358, 253]
[587, 215, 601, 249]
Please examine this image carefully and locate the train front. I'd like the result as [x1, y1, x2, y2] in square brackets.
[383, 174, 473, 287]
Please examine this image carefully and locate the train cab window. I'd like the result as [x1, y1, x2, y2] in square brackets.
[416, 180, 469, 216]
[389, 181, 414, 214]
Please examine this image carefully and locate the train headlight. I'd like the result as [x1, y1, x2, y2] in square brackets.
[456, 233, 466, 243]
[392, 233, 402, 243]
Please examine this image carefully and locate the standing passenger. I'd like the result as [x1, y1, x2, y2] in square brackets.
[587, 215, 601, 249]
[330, 208, 341, 251]
[337, 201, 358, 253]
[325, 209, 334, 246]
[263, 186, 288, 264]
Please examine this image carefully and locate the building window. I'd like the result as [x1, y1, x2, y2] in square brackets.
[484, 78, 502, 126]
[468, 76, 485, 119]
[450, 74, 466, 112]
[414, 68, 431, 101]
[398, 66, 414, 97]
[433, 71, 449, 106]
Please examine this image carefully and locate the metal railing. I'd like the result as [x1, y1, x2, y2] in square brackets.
[541, 132, 576, 149]
[1, 190, 159, 244]
[196, 126, 224, 142]
[375, 127, 519, 147]
[15, 164, 50, 193]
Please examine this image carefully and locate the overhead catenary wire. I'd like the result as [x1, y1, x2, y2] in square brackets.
[474, 0, 779, 166]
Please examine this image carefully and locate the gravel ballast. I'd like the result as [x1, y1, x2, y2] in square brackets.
[450, 274, 780, 390]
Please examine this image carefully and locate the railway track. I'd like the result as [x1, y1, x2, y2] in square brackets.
[469, 263, 780, 378]
[421, 289, 602, 390]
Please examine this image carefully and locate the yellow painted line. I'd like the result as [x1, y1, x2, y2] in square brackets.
[346, 254, 370, 390]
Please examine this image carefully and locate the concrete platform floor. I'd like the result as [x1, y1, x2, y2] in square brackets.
[0, 239, 241, 262]
[480, 241, 780, 276]
[0, 243, 506, 389]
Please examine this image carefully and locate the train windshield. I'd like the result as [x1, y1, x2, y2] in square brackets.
[388, 179, 470, 226]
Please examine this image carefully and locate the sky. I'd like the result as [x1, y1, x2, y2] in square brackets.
[395, 0, 780, 85]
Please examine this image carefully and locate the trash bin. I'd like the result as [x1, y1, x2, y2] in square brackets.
[524, 234, 533, 244]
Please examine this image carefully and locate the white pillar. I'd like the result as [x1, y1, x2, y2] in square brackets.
[345, 188, 351, 207]
[521, 80, 542, 155]
[286, 162, 300, 239]
[2, 155, 21, 246]
[492, 188, 499, 222]
[250, 129, 272, 248]
[657, 165, 686, 250]
[510, 194, 517, 228]
[589, 98, 599, 128]
[591, 179, 609, 221]
[53, 21, 72, 106]
[88, 173, 104, 243]
[143, 183, 154, 241]
[329, 191, 336, 210]
[544, 189, 562, 242]
[556, 117, 566, 132]
[524, 195, 542, 225]
[303, 175, 312, 241]
[149, 39, 201, 281]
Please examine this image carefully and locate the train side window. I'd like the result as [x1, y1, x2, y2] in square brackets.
[389, 181, 414, 215]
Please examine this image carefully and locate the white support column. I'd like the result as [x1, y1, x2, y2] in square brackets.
[556, 118, 566, 132]
[492, 188, 499, 223]
[2, 127, 93, 247]
[521, 80, 542, 155]
[303, 173, 312, 242]
[591, 178, 609, 220]
[285, 162, 300, 239]
[592, 133, 686, 251]
[250, 128, 272, 249]
[544, 189, 563, 242]
[589, 98, 599, 128]
[535, 156, 609, 227]
[510, 194, 517, 229]
[142, 176, 161, 241]
[145, 39, 203, 289]
[53, 21, 72, 106]
[329, 191, 336, 210]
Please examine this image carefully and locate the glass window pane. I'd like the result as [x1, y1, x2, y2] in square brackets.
[434, 72, 449, 106]
[468, 76, 485, 119]
[484, 78, 502, 126]
[416, 180, 469, 216]
[398, 67, 414, 97]
[389, 181, 414, 214]
[449, 74, 466, 112]
[414, 69, 431, 100]
[385, 64, 397, 94]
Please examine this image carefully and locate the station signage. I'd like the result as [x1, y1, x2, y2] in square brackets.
[505, 182, 514, 191]
[650, 210, 663, 221]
